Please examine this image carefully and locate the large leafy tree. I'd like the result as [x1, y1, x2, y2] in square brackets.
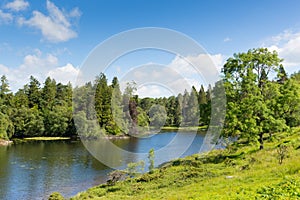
[222, 48, 287, 149]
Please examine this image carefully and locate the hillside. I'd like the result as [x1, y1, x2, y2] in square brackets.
[48, 127, 300, 200]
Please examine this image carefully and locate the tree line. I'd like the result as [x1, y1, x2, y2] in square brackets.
[72, 73, 213, 137]
[1, 48, 300, 150]
[0, 76, 74, 139]
[0, 72, 214, 139]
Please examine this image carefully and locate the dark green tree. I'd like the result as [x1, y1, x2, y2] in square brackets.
[222, 48, 287, 149]
[111, 77, 127, 134]
[95, 73, 112, 129]
[41, 77, 56, 110]
[27, 76, 41, 108]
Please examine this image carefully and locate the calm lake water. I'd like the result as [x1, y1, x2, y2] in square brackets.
[0, 131, 207, 200]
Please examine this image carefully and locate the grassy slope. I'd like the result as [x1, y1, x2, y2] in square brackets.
[69, 127, 300, 200]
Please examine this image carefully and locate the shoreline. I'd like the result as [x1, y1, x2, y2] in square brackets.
[0, 139, 13, 146]
[68, 127, 300, 200]
[23, 137, 71, 141]
[3, 127, 208, 144]
[161, 126, 207, 131]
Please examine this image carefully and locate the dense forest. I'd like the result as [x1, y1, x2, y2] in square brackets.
[1, 48, 300, 150]
[0, 73, 213, 139]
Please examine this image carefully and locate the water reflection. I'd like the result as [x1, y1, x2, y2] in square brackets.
[0, 132, 205, 199]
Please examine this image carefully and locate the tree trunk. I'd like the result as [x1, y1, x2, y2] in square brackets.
[259, 132, 264, 150]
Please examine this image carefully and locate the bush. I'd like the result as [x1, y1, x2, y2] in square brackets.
[48, 192, 64, 200]
[256, 178, 300, 199]
[277, 144, 288, 165]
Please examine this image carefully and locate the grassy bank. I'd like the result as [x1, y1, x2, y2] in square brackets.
[22, 137, 71, 141]
[52, 127, 300, 200]
[161, 126, 207, 132]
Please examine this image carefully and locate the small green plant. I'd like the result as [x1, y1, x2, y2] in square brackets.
[126, 161, 145, 178]
[148, 148, 155, 173]
[277, 144, 288, 165]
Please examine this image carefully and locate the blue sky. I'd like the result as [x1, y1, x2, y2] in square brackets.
[0, 0, 300, 96]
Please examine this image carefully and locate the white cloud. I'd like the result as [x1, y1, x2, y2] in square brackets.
[0, 10, 13, 24]
[0, 50, 79, 92]
[223, 37, 232, 42]
[18, 0, 79, 42]
[20, 50, 58, 70]
[69, 7, 81, 18]
[264, 29, 300, 73]
[0, 64, 10, 74]
[137, 84, 173, 98]
[119, 54, 225, 97]
[5, 0, 29, 12]
[47, 63, 80, 85]
[168, 54, 224, 85]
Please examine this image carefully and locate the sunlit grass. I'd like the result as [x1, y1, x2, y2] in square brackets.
[67, 127, 300, 200]
[23, 137, 71, 141]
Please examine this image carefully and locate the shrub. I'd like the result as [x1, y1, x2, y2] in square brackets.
[277, 144, 288, 165]
[48, 192, 64, 200]
[256, 178, 300, 199]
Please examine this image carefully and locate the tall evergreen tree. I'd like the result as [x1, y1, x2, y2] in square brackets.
[42, 77, 56, 110]
[27, 76, 41, 108]
[277, 64, 288, 84]
[181, 89, 189, 126]
[95, 73, 112, 129]
[111, 77, 127, 135]
[186, 87, 200, 126]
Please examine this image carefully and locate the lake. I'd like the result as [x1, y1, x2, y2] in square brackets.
[0, 131, 208, 200]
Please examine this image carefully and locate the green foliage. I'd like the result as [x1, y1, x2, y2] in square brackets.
[257, 178, 300, 199]
[71, 128, 300, 200]
[137, 107, 149, 129]
[148, 148, 155, 173]
[0, 112, 14, 139]
[48, 192, 65, 200]
[0, 47, 298, 140]
[222, 48, 294, 149]
[27, 76, 41, 108]
[41, 77, 56, 110]
[111, 77, 128, 134]
[277, 144, 288, 165]
[95, 73, 112, 128]
[126, 161, 145, 178]
[148, 104, 166, 128]
[0, 75, 75, 139]
[279, 78, 300, 127]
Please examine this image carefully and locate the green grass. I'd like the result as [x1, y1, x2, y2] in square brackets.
[58, 127, 300, 200]
[161, 126, 207, 132]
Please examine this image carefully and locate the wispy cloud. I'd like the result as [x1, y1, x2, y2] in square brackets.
[263, 29, 300, 73]
[0, 10, 13, 24]
[223, 37, 231, 42]
[0, 49, 79, 91]
[5, 0, 29, 12]
[119, 53, 224, 98]
[18, 0, 80, 43]
[47, 63, 80, 85]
